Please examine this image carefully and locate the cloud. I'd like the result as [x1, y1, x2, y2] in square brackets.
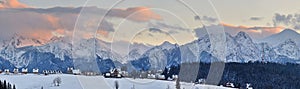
[52, 29, 66, 37]
[148, 22, 189, 33]
[132, 28, 176, 45]
[273, 13, 300, 30]
[0, 10, 59, 40]
[108, 7, 162, 22]
[98, 19, 115, 32]
[194, 22, 284, 39]
[250, 16, 264, 21]
[0, 6, 163, 43]
[0, 0, 28, 9]
[201, 16, 217, 23]
[149, 28, 164, 33]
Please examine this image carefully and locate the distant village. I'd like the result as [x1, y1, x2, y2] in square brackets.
[0, 67, 253, 89]
[0, 68, 253, 89]
[0, 67, 167, 79]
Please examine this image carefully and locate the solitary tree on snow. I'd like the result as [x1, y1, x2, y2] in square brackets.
[13, 85, 16, 89]
[53, 77, 62, 86]
[175, 78, 181, 89]
[166, 85, 170, 89]
[115, 81, 119, 89]
[131, 84, 135, 89]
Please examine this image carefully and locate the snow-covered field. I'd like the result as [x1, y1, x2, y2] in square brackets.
[0, 74, 233, 89]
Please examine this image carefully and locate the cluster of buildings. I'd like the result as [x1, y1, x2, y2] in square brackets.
[0, 68, 174, 81]
[0, 68, 39, 75]
[0, 67, 85, 75]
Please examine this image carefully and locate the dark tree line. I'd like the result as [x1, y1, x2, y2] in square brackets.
[0, 80, 16, 89]
[162, 62, 300, 89]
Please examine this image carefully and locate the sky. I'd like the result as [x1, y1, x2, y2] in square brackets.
[1, 0, 300, 46]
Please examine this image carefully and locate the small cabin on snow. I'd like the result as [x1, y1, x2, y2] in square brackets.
[33, 69, 39, 74]
[13, 68, 19, 74]
[4, 69, 9, 75]
[21, 68, 28, 74]
[67, 67, 73, 74]
[72, 69, 81, 75]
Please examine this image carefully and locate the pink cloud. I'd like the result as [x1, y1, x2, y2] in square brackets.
[109, 7, 162, 22]
[0, 0, 29, 9]
[220, 22, 285, 39]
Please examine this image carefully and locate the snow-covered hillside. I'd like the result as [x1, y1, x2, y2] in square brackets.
[0, 74, 232, 89]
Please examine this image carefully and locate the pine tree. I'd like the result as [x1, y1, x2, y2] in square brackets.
[13, 84, 16, 89]
[166, 85, 170, 89]
[4, 80, 7, 89]
[53, 77, 62, 86]
[131, 84, 135, 89]
[8, 82, 11, 89]
[0, 80, 2, 89]
[115, 81, 119, 89]
[175, 78, 181, 89]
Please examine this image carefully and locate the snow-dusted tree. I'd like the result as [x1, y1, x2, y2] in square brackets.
[0, 80, 2, 89]
[115, 81, 119, 89]
[166, 85, 170, 89]
[4, 80, 7, 89]
[53, 77, 62, 86]
[131, 84, 135, 89]
[8, 82, 11, 89]
[13, 84, 16, 89]
[175, 78, 180, 89]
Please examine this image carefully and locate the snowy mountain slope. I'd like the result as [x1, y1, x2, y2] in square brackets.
[2, 34, 44, 48]
[274, 39, 300, 59]
[1, 28, 300, 72]
[36, 37, 72, 61]
[130, 41, 177, 70]
[130, 30, 300, 71]
[125, 42, 153, 62]
[233, 32, 261, 62]
[260, 29, 300, 47]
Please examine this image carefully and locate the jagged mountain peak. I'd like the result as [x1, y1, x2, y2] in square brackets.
[274, 38, 300, 59]
[235, 31, 251, 40]
[260, 29, 300, 47]
[3, 33, 43, 48]
[283, 39, 297, 45]
[48, 36, 67, 43]
[160, 41, 173, 46]
[279, 29, 299, 35]
[234, 31, 254, 45]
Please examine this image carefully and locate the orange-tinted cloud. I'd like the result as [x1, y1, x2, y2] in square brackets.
[21, 30, 53, 43]
[0, 0, 29, 9]
[45, 14, 60, 28]
[52, 29, 66, 37]
[205, 22, 286, 39]
[97, 30, 109, 37]
[109, 7, 162, 22]
[0, 6, 164, 45]
[220, 22, 250, 29]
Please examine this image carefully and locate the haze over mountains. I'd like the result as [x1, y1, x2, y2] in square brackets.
[0, 28, 299, 73]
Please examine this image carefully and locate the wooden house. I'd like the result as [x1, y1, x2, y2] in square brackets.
[33, 68, 39, 74]
[21, 68, 28, 74]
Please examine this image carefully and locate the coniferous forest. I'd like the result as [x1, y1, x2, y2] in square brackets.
[0, 80, 16, 89]
[163, 62, 300, 89]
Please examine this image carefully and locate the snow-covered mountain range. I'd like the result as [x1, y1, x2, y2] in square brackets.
[0, 29, 299, 72]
